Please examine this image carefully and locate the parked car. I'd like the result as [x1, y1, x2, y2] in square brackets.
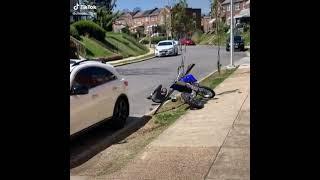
[226, 35, 245, 51]
[155, 40, 179, 57]
[180, 38, 195, 45]
[70, 60, 129, 137]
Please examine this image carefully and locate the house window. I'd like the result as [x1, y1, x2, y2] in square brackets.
[193, 12, 196, 18]
[235, 3, 240, 10]
[145, 17, 148, 22]
[227, 5, 231, 11]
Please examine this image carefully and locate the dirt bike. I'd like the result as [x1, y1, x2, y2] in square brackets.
[147, 58, 215, 114]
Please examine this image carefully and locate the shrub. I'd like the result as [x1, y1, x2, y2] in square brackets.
[241, 30, 250, 46]
[95, 54, 123, 62]
[121, 26, 131, 35]
[191, 30, 203, 44]
[72, 20, 106, 41]
[122, 34, 148, 52]
[141, 36, 167, 44]
[140, 38, 149, 44]
[70, 25, 80, 40]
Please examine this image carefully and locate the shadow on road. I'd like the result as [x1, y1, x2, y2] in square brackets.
[70, 115, 152, 169]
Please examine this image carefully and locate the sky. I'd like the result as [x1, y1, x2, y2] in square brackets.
[115, 0, 211, 15]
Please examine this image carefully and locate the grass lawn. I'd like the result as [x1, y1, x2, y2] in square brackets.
[105, 32, 148, 58]
[80, 36, 114, 58]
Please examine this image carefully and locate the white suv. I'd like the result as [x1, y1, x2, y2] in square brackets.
[70, 60, 129, 136]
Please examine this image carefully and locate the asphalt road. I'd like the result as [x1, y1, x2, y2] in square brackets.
[116, 45, 247, 117]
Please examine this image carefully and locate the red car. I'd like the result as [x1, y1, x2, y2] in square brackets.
[180, 38, 195, 45]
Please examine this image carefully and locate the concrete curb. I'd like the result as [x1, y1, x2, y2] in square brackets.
[111, 55, 155, 67]
[109, 48, 155, 67]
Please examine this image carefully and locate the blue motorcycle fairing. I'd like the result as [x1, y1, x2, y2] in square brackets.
[180, 74, 198, 83]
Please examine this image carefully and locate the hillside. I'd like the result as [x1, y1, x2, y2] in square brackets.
[79, 33, 149, 59]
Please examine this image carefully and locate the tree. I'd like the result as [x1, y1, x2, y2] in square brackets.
[93, 0, 117, 11]
[161, 8, 172, 39]
[171, 0, 194, 39]
[211, 0, 223, 74]
[95, 7, 121, 31]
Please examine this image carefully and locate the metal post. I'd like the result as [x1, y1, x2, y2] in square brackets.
[230, 0, 234, 67]
[149, 25, 151, 48]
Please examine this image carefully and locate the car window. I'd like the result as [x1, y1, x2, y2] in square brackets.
[73, 66, 116, 89]
[227, 36, 242, 42]
[158, 42, 172, 46]
[234, 36, 242, 41]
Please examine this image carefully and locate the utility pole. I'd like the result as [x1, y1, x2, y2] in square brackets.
[230, 0, 234, 67]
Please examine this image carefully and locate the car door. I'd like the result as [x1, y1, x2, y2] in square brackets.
[70, 66, 117, 135]
[70, 67, 100, 135]
[89, 66, 119, 120]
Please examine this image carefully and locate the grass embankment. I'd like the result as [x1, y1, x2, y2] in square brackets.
[105, 32, 149, 58]
[80, 32, 149, 59]
[81, 36, 114, 58]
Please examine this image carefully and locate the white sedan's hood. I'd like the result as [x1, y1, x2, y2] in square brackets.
[156, 45, 173, 51]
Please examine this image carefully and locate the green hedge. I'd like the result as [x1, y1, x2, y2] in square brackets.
[141, 36, 167, 44]
[70, 25, 80, 40]
[72, 20, 106, 41]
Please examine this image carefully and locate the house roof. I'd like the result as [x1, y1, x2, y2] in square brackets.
[118, 12, 132, 20]
[150, 8, 161, 16]
[221, 0, 245, 5]
[133, 10, 144, 18]
[133, 8, 159, 18]
[130, 10, 140, 16]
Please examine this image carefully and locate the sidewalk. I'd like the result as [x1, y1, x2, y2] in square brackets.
[96, 64, 250, 180]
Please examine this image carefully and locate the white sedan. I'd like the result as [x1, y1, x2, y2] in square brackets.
[70, 60, 129, 137]
[155, 40, 179, 57]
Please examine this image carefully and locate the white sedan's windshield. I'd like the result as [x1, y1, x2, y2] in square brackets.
[158, 42, 172, 46]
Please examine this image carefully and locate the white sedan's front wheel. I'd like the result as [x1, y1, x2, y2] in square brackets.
[110, 97, 129, 129]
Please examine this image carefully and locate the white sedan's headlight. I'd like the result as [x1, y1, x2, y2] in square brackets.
[168, 48, 173, 51]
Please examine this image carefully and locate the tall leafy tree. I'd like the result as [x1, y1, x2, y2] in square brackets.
[95, 7, 120, 31]
[171, 0, 194, 39]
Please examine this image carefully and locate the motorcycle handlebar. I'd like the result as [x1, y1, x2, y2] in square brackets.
[185, 64, 195, 75]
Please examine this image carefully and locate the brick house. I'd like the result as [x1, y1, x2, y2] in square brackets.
[117, 7, 171, 35]
[114, 6, 201, 36]
[201, 16, 213, 33]
[220, 0, 249, 25]
[185, 8, 202, 31]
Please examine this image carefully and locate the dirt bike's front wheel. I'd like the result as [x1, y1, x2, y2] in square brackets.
[181, 92, 204, 109]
